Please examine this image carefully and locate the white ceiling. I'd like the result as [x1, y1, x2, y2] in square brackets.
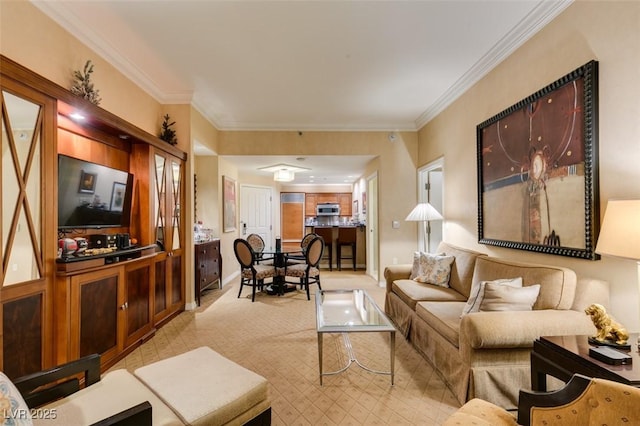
[33, 0, 571, 184]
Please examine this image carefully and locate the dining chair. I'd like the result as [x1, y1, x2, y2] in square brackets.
[283, 236, 324, 300]
[286, 232, 317, 265]
[233, 238, 277, 302]
[246, 233, 273, 264]
[312, 227, 333, 270]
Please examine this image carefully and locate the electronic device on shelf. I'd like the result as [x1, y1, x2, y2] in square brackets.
[57, 154, 134, 230]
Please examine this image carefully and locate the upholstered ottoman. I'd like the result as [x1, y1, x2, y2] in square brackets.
[134, 346, 270, 426]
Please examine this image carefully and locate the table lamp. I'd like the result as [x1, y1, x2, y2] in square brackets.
[595, 199, 640, 340]
[405, 202, 443, 252]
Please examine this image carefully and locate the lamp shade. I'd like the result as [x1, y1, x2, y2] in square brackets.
[405, 202, 443, 222]
[595, 199, 640, 261]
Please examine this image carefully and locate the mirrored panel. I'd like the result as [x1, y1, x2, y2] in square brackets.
[171, 160, 181, 250]
[154, 154, 166, 246]
[2, 90, 43, 286]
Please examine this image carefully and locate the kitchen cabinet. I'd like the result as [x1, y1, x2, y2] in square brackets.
[194, 239, 222, 306]
[281, 193, 305, 241]
[304, 193, 352, 217]
[305, 194, 317, 216]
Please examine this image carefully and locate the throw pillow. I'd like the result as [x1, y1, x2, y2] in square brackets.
[461, 277, 523, 316]
[480, 282, 541, 312]
[0, 371, 33, 425]
[412, 252, 455, 287]
[410, 251, 421, 280]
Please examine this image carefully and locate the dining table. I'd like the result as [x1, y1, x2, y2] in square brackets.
[260, 244, 301, 296]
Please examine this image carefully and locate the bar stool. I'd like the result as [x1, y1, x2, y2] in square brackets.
[313, 227, 333, 271]
[337, 227, 357, 271]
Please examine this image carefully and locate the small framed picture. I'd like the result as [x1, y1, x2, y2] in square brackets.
[78, 170, 97, 193]
[110, 182, 126, 212]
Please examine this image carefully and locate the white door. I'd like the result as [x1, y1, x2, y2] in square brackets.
[239, 185, 273, 249]
[418, 158, 444, 252]
[366, 173, 379, 282]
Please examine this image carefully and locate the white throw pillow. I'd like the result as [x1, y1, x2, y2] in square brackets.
[412, 252, 455, 287]
[480, 282, 541, 312]
[0, 371, 33, 425]
[461, 277, 523, 316]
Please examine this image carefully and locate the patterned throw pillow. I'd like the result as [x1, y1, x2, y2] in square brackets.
[480, 283, 541, 312]
[461, 277, 523, 316]
[412, 252, 455, 287]
[0, 371, 33, 426]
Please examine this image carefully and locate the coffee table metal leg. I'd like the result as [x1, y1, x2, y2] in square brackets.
[318, 332, 323, 386]
[319, 332, 394, 385]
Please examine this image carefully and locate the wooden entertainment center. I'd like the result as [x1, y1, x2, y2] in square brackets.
[0, 56, 188, 377]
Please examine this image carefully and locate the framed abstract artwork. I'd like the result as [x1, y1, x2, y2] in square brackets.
[476, 61, 600, 260]
[223, 175, 237, 233]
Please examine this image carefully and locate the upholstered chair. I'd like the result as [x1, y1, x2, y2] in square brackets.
[443, 373, 640, 426]
[234, 238, 277, 302]
[283, 236, 324, 300]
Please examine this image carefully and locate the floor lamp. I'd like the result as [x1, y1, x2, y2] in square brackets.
[595, 199, 640, 342]
[405, 202, 443, 252]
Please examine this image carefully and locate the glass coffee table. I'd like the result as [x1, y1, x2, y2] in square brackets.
[315, 289, 396, 385]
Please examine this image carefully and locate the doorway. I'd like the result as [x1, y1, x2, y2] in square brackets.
[366, 173, 379, 282]
[239, 185, 273, 249]
[418, 157, 444, 252]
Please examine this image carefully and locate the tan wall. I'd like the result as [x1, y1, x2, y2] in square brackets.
[418, 1, 640, 331]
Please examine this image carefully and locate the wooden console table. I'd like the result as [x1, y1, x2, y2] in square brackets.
[531, 335, 640, 391]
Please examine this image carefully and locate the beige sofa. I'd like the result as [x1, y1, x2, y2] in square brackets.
[384, 242, 609, 410]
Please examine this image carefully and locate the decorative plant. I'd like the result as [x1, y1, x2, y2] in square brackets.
[70, 60, 101, 105]
[159, 114, 178, 145]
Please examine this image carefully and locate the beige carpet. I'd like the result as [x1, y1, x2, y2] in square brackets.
[110, 271, 461, 425]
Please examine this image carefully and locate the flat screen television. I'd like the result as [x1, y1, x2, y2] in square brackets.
[58, 154, 134, 229]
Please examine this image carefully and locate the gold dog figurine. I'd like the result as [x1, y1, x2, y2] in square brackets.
[585, 303, 629, 345]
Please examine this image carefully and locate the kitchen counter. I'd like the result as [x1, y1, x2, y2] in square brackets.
[304, 224, 366, 269]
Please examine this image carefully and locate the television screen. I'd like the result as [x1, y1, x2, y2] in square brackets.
[58, 154, 134, 229]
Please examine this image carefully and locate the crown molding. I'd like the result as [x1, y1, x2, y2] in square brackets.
[31, 1, 193, 105]
[414, 0, 573, 129]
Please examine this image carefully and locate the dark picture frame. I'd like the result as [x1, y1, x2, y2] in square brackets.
[223, 175, 236, 233]
[110, 182, 126, 212]
[476, 61, 599, 260]
[78, 170, 97, 193]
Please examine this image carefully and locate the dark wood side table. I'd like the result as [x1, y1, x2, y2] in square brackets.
[531, 334, 640, 391]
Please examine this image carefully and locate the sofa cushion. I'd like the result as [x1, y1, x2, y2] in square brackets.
[393, 279, 467, 309]
[415, 301, 466, 347]
[134, 346, 270, 426]
[480, 283, 540, 312]
[471, 256, 576, 310]
[412, 252, 455, 287]
[36, 369, 182, 426]
[462, 277, 523, 315]
[436, 242, 487, 298]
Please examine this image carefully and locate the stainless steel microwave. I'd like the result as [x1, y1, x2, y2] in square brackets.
[316, 203, 340, 216]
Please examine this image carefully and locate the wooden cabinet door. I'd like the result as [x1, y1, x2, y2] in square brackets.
[124, 259, 153, 348]
[305, 194, 317, 216]
[282, 203, 304, 241]
[338, 193, 352, 216]
[70, 268, 123, 367]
